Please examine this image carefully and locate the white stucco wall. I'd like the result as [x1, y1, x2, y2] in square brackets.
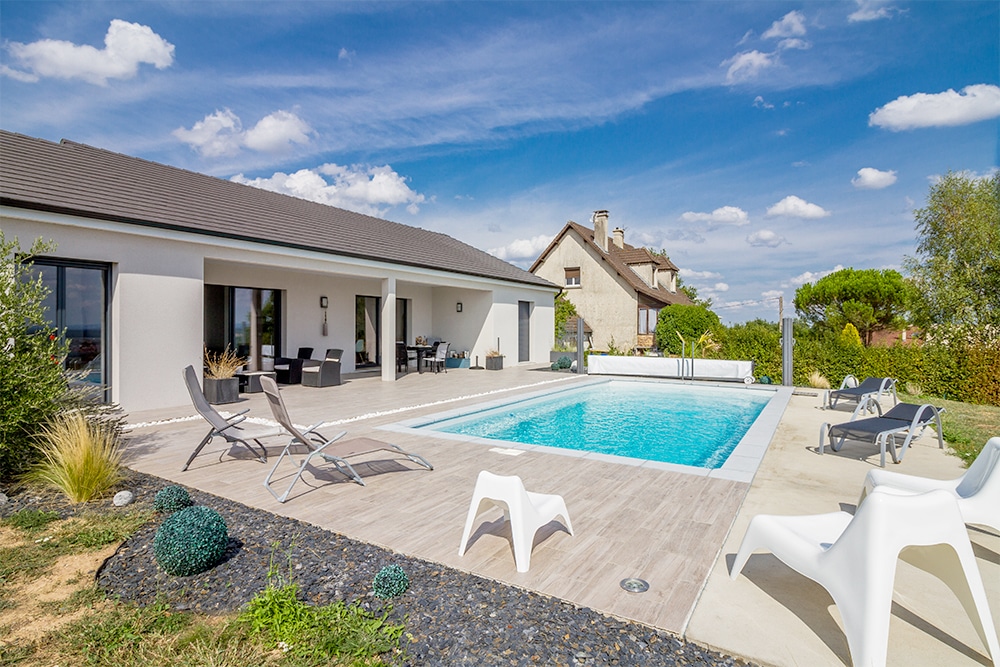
[4, 211, 204, 412]
[4, 206, 557, 413]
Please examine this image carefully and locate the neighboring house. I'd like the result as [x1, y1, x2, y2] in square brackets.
[1, 131, 558, 412]
[530, 210, 691, 352]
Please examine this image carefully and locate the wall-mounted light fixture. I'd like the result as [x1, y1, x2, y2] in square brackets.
[320, 296, 328, 308]
[456, 302, 463, 312]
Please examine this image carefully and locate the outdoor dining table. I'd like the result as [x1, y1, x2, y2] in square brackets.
[406, 344, 434, 373]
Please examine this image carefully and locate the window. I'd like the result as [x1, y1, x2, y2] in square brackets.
[565, 267, 581, 287]
[204, 285, 280, 371]
[30, 258, 111, 400]
[638, 306, 659, 335]
[231, 288, 279, 371]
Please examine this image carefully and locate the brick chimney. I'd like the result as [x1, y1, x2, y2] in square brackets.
[612, 227, 625, 249]
[593, 210, 609, 252]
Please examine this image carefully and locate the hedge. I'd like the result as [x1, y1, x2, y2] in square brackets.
[710, 325, 999, 407]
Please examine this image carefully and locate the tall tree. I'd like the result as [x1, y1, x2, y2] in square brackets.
[905, 171, 1000, 337]
[793, 268, 908, 345]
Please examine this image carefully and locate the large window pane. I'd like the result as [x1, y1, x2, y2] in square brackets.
[63, 266, 105, 382]
[28, 259, 109, 396]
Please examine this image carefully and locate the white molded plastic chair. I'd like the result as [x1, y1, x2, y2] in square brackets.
[458, 471, 573, 573]
[861, 436, 1000, 535]
[730, 488, 998, 667]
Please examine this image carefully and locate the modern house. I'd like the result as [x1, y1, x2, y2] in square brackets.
[531, 210, 691, 353]
[1, 131, 558, 412]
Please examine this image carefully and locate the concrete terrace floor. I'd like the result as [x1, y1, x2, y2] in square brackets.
[123, 364, 999, 667]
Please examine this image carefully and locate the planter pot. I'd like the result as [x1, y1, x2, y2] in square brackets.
[204, 377, 239, 404]
[485, 356, 503, 371]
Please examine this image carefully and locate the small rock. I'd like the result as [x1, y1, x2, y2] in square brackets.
[0, 492, 8, 505]
[113, 490, 134, 507]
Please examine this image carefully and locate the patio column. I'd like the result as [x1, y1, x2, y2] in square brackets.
[381, 277, 396, 382]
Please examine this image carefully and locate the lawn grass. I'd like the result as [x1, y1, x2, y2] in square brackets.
[0, 506, 405, 667]
[900, 391, 1000, 466]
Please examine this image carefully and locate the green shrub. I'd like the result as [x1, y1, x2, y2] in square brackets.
[153, 506, 228, 576]
[25, 411, 123, 503]
[655, 304, 722, 355]
[717, 320, 781, 381]
[550, 356, 572, 371]
[0, 234, 69, 483]
[372, 564, 409, 599]
[153, 485, 193, 514]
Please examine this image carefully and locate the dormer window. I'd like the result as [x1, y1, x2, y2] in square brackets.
[565, 267, 581, 287]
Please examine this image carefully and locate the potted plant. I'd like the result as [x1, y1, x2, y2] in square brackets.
[485, 349, 503, 371]
[203, 347, 245, 404]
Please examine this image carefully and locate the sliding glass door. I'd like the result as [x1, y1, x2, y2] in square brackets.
[204, 285, 280, 371]
[354, 295, 408, 367]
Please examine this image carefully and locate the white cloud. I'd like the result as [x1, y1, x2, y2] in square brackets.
[762, 11, 807, 39]
[746, 229, 787, 247]
[173, 109, 244, 157]
[679, 205, 749, 226]
[679, 268, 723, 280]
[231, 163, 426, 216]
[487, 235, 553, 262]
[0, 64, 39, 83]
[175, 109, 313, 157]
[848, 0, 900, 22]
[664, 229, 707, 244]
[788, 264, 844, 286]
[712, 282, 730, 292]
[243, 111, 313, 152]
[765, 195, 830, 219]
[869, 84, 1000, 131]
[723, 50, 775, 84]
[753, 95, 774, 109]
[778, 38, 810, 51]
[4, 19, 174, 86]
[338, 47, 355, 61]
[761, 289, 784, 299]
[852, 167, 898, 190]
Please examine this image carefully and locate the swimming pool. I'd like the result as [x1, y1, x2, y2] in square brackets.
[387, 378, 792, 481]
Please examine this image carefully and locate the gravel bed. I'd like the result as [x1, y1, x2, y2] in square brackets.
[1, 470, 754, 666]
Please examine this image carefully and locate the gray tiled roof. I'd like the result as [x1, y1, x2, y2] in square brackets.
[531, 221, 692, 308]
[0, 131, 555, 289]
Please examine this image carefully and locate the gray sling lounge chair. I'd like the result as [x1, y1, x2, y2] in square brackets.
[181, 365, 274, 471]
[820, 400, 945, 467]
[259, 376, 433, 502]
[823, 375, 897, 411]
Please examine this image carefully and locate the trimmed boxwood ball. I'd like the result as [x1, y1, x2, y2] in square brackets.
[153, 485, 193, 514]
[154, 505, 229, 576]
[373, 564, 409, 599]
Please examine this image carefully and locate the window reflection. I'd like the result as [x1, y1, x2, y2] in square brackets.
[28, 259, 109, 396]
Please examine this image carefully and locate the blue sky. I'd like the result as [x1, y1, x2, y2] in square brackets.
[2, 1, 997, 323]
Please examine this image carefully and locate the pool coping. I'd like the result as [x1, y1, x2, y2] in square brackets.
[380, 377, 794, 484]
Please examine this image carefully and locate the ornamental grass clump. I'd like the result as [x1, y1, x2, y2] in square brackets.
[153, 505, 229, 576]
[372, 564, 409, 599]
[153, 485, 193, 514]
[27, 411, 123, 503]
[204, 346, 246, 379]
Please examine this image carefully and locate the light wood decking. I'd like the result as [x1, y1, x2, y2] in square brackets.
[125, 365, 748, 634]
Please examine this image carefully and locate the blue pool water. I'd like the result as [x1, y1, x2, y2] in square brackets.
[421, 380, 772, 468]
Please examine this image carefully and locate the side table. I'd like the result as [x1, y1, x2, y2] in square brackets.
[236, 371, 277, 393]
